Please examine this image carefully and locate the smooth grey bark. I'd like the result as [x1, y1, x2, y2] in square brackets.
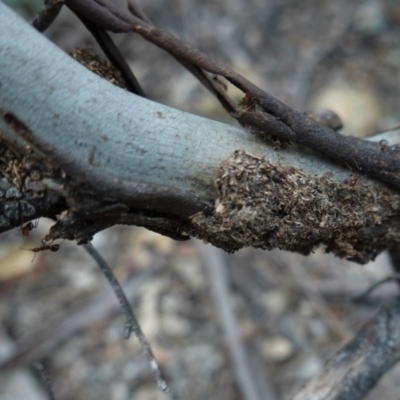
[0, 2, 368, 201]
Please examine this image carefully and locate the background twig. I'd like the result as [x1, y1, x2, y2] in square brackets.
[292, 299, 400, 400]
[196, 241, 278, 400]
[82, 244, 169, 393]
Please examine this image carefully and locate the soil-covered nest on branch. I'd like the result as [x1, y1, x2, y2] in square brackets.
[192, 150, 400, 263]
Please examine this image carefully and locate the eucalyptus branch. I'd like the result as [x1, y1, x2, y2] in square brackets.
[1, 3, 400, 263]
[63, 0, 400, 189]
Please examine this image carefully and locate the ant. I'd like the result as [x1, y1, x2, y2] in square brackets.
[349, 172, 359, 187]
[20, 219, 39, 237]
[30, 242, 61, 253]
[21, 239, 62, 262]
[345, 160, 361, 188]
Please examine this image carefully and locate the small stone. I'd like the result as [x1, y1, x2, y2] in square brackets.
[260, 336, 295, 362]
[296, 354, 324, 380]
[310, 83, 382, 137]
[260, 290, 289, 316]
[161, 314, 191, 336]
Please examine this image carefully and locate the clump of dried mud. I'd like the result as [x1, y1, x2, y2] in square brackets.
[191, 150, 400, 263]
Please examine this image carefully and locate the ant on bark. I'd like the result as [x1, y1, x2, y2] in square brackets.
[349, 172, 359, 187]
[20, 219, 39, 236]
[345, 161, 360, 188]
[30, 242, 61, 253]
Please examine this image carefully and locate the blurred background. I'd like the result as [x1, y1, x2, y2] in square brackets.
[1, 0, 400, 399]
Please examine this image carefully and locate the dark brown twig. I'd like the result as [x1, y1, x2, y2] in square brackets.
[75, 14, 146, 97]
[45, 211, 192, 244]
[65, 0, 238, 115]
[353, 273, 400, 304]
[32, 0, 65, 32]
[112, 0, 239, 115]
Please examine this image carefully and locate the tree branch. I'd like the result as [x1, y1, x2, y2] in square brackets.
[64, 0, 400, 190]
[1, 3, 400, 262]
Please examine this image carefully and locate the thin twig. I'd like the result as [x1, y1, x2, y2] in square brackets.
[66, 0, 238, 116]
[32, 0, 65, 32]
[33, 362, 55, 400]
[77, 14, 146, 97]
[289, 4, 356, 108]
[389, 249, 400, 289]
[82, 244, 169, 393]
[124, 0, 239, 116]
[0, 257, 164, 370]
[353, 273, 400, 304]
[292, 299, 400, 400]
[288, 262, 352, 342]
[195, 241, 278, 400]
